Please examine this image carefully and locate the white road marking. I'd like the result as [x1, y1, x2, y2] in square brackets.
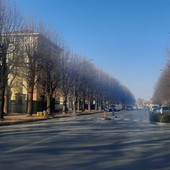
[124, 118, 130, 121]
[133, 119, 139, 122]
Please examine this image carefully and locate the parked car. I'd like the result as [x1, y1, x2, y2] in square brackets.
[149, 105, 159, 113]
[149, 106, 170, 123]
[160, 106, 170, 114]
[153, 106, 170, 114]
[154, 106, 162, 113]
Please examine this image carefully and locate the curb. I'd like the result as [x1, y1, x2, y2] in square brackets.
[0, 111, 102, 126]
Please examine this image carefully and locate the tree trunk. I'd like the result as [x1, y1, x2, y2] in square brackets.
[0, 52, 7, 119]
[88, 97, 91, 112]
[46, 93, 51, 115]
[99, 101, 102, 111]
[0, 88, 5, 119]
[95, 99, 98, 111]
[72, 95, 76, 114]
[81, 98, 85, 112]
[77, 99, 80, 111]
[4, 88, 8, 114]
[62, 95, 68, 114]
[27, 87, 34, 116]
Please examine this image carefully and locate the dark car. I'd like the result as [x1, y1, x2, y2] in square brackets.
[126, 105, 133, 110]
[109, 107, 113, 111]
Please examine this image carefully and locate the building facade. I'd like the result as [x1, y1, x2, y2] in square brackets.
[7, 30, 62, 114]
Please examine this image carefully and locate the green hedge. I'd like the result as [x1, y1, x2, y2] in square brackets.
[159, 114, 170, 123]
[149, 112, 170, 123]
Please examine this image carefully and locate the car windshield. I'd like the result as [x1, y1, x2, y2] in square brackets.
[162, 107, 170, 110]
[155, 107, 161, 110]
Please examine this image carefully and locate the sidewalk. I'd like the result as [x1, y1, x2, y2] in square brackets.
[0, 111, 101, 126]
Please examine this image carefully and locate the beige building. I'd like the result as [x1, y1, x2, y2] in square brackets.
[7, 30, 61, 113]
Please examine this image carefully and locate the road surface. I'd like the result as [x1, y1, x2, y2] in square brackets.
[0, 109, 170, 170]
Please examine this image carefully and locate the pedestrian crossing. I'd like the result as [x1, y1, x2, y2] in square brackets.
[111, 116, 149, 123]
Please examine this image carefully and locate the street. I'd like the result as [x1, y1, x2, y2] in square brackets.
[1, 109, 170, 170]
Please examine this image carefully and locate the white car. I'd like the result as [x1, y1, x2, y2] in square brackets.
[149, 105, 159, 113]
[160, 106, 170, 114]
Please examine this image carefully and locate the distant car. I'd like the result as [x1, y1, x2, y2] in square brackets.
[109, 105, 120, 112]
[109, 107, 113, 112]
[126, 105, 133, 110]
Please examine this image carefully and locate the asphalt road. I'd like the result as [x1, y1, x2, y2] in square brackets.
[1, 109, 170, 170]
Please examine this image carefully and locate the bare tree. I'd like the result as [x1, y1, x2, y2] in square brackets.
[4, 40, 23, 114]
[58, 47, 73, 113]
[67, 54, 136, 112]
[19, 31, 40, 116]
[0, 0, 23, 119]
[153, 61, 170, 105]
[37, 29, 61, 115]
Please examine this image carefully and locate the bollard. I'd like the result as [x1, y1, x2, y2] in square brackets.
[39, 112, 43, 117]
[43, 110, 48, 117]
[37, 112, 40, 117]
[104, 111, 107, 119]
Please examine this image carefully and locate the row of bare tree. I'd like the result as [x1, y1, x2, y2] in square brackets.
[0, 0, 135, 119]
[152, 57, 170, 105]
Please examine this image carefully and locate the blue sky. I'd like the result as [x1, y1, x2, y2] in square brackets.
[14, 0, 170, 100]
